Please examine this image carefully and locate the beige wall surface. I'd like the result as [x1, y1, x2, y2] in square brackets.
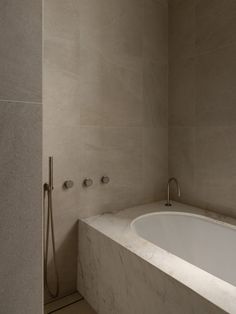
[169, 0, 236, 217]
[0, 1, 43, 313]
[43, 0, 168, 300]
[1, 0, 235, 311]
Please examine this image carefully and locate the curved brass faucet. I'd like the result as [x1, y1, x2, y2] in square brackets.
[165, 177, 181, 206]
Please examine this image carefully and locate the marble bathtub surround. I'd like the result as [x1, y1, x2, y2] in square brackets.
[78, 201, 236, 314]
[44, 0, 168, 299]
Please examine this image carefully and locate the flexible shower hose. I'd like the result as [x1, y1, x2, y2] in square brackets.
[43, 184, 59, 298]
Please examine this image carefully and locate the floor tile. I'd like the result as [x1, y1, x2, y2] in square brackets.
[45, 292, 82, 313]
[53, 300, 96, 314]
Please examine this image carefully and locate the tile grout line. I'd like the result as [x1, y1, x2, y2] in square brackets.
[0, 99, 42, 105]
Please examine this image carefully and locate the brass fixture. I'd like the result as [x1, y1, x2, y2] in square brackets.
[101, 176, 110, 184]
[165, 177, 181, 206]
[83, 178, 93, 187]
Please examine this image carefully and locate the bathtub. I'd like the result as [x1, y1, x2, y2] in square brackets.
[131, 211, 236, 287]
[78, 201, 236, 314]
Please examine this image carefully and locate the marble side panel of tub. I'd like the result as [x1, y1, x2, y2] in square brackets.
[77, 220, 226, 314]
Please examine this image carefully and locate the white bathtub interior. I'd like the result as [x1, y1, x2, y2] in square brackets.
[131, 211, 236, 287]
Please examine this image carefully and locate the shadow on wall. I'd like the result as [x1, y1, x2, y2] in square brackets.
[44, 222, 78, 303]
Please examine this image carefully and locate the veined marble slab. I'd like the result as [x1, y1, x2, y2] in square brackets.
[77, 201, 236, 314]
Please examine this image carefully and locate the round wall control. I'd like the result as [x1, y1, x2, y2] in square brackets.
[83, 178, 93, 187]
[63, 180, 74, 189]
[101, 176, 110, 184]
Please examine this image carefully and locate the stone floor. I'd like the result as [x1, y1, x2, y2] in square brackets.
[53, 300, 96, 314]
[44, 292, 96, 314]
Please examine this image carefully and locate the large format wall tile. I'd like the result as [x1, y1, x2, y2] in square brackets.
[44, 0, 79, 42]
[0, 101, 41, 178]
[142, 127, 168, 202]
[169, 57, 196, 126]
[142, 0, 168, 63]
[169, 0, 196, 60]
[143, 60, 168, 127]
[194, 127, 236, 216]
[196, 0, 236, 54]
[43, 64, 80, 129]
[0, 0, 42, 102]
[195, 127, 236, 182]
[78, 127, 143, 217]
[78, 0, 142, 66]
[0, 101, 42, 314]
[78, 48, 143, 127]
[196, 44, 236, 127]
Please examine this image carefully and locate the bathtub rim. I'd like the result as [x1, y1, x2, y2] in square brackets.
[79, 200, 236, 314]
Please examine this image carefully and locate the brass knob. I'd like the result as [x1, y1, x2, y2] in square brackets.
[83, 178, 93, 187]
[101, 176, 110, 184]
[63, 180, 74, 189]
